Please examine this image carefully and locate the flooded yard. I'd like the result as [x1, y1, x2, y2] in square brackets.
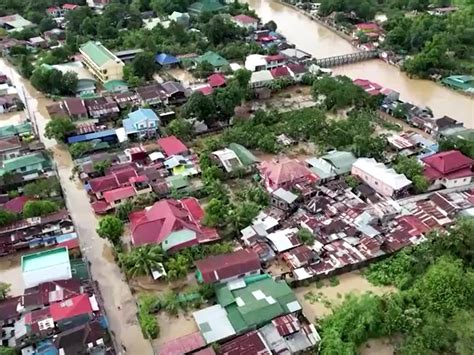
[0, 255, 23, 296]
[153, 311, 199, 349]
[360, 338, 395, 355]
[0, 111, 27, 125]
[294, 270, 395, 321]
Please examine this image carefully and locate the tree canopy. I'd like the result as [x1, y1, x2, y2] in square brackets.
[45, 117, 76, 142]
[96, 216, 124, 246]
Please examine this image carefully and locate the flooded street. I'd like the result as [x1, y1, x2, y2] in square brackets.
[0, 256, 24, 296]
[0, 59, 153, 355]
[243, 0, 474, 127]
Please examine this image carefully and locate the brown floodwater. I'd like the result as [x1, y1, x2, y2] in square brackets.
[242, 0, 474, 127]
[0, 59, 153, 355]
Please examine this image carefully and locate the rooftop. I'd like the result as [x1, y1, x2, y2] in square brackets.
[80, 41, 123, 67]
[22, 247, 70, 273]
[352, 158, 411, 190]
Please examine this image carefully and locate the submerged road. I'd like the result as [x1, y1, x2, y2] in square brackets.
[0, 59, 153, 355]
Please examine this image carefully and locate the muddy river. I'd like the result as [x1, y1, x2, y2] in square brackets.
[243, 0, 474, 128]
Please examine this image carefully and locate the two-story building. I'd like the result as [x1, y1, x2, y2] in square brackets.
[79, 41, 124, 83]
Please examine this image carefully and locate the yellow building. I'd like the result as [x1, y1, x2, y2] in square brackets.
[79, 41, 124, 83]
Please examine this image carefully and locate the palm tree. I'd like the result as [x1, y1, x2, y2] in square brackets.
[124, 245, 165, 278]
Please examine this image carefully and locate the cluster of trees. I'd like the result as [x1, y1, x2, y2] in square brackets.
[30, 67, 78, 95]
[182, 69, 251, 125]
[96, 216, 124, 246]
[320, 218, 474, 354]
[123, 52, 158, 86]
[45, 117, 76, 142]
[393, 155, 429, 193]
[439, 136, 474, 159]
[23, 178, 61, 199]
[23, 200, 59, 218]
[318, 0, 378, 21]
[384, 7, 474, 77]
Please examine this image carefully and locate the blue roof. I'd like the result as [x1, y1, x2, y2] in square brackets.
[155, 53, 180, 65]
[123, 108, 160, 134]
[67, 129, 117, 144]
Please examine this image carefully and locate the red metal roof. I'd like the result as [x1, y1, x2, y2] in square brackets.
[208, 73, 226, 88]
[91, 200, 110, 214]
[195, 249, 260, 283]
[113, 167, 138, 185]
[88, 175, 119, 194]
[159, 331, 206, 355]
[270, 66, 291, 78]
[129, 198, 219, 248]
[233, 14, 258, 24]
[197, 85, 214, 96]
[287, 63, 306, 74]
[422, 150, 473, 175]
[3, 196, 32, 214]
[181, 197, 204, 220]
[49, 294, 92, 322]
[0, 296, 20, 323]
[355, 23, 380, 32]
[103, 186, 136, 204]
[157, 136, 188, 157]
[259, 158, 315, 188]
[272, 314, 300, 336]
[57, 237, 80, 250]
[62, 3, 78, 10]
[219, 330, 270, 355]
[265, 54, 285, 62]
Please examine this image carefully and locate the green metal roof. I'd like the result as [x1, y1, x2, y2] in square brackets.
[195, 51, 229, 68]
[442, 75, 474, 91]
[104, 79, 128, 92]
[321, 150, 356, 175]
[22, 247, 70, 272]
[215, 276, 299, 331]
[0, 122, 32, 139]
[228, 143, 259, 166]
[1, 153, 48, 174]
[165, 174, 189, 189]
[188, 0, 226, 14]
[80, 41, 117, 67]
[70, 258, 90, 281]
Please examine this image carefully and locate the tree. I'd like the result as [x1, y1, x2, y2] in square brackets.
[297, 228, 315, 246]
[203, 198, 227, 227]
[0, 210, 17, 227]
[45, 117, 75, 142]
[229, 201, 260, 231]
[23, 200, 58, 218]
[69, 142, 93, 159]
[214, 82, 245, 121]
[115, 200, 134, 222]
[165, 118, 194, 141]
[263, 20, 277, 32]
[194, 61, 215, 78]
[393, 156, 423, 180]
[93, 160, 111, 176]
[0, 347, 15, 355]
[23, 178, 60, 199]
[412, 175, 429, 194]
[345, 175, 359, 189]
[182, 92, 216, 125]
[97, 216, 124, 245]
[204, 15, 242, 46]
[38, 17, 56, 33]
[0, 282, 11, 300]
[131, 52, 158, 80]
[165, 254, 190, 280]
[30, 67, 78, 95]
[121, 245, 165, 278]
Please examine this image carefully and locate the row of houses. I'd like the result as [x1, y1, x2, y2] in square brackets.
[0, 246, 113, 353]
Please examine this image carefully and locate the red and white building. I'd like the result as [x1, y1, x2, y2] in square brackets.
[232, 14, 259, 31]
[422, 150, 474, 189]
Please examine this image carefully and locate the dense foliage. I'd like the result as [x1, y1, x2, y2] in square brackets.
[23, 200, 58, 217]
[393, 155, 429, 193]
[44, 117, 76, 142]
[320, 218, 474, 354]
[96, 216, 124, 246]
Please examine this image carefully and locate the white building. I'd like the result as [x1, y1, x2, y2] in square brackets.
[249, 70, 273, 89]
[21, 247, 72, 288]
[212, 148, 243, 173]
[351, 158, 411, 197]
[245, 54, 267, 72]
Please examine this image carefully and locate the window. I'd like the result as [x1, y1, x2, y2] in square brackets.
[374, 181, 378, 185]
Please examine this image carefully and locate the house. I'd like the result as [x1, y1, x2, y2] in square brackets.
[49, 294, 94, 331]
[79, 41, 125, 83]
[164, 154, 199, 177]
[161, 81, 187, 103]
[441, 75, 474, 94]
[188, 0, 226, 16]
[0, 122, 32, 139]
[113, 48, 144, 63]
[219, 330, 271, 355]
[422, 116, 463, 137]
[86, 0, 111, 9]
[46, 6, 63, 18]
[306, 150, 357, 182]
[43, 28, 66, 43]
[3, 195, 32, 214]
[265, 228, 301, 253]
[421, 150, 473, 189]
[270, 66, 291, 79]
[136, 84, 168, 106]
[0, 94, 22, 114]
[111, 91, 140, 109]
[84, 97, 120, 120]
[280, 48, 312, 63]
[208, 73, 226, 88]
[87, 166, 138, 199]
[428, 6, 458, 15]
[67, 129, 118, 145]
[259, 158, 317, 191]
[53, 320, 107, 354]
[228, 143, 259, 167]
[250, 70, 273, 89]
[0, 14, 35, 32]
[155, 53, 180, 68]
[353, 23, 380, 40]
[21, 247, 72, 288]
[48, 62, 97, 95]
[271, 188, 298, 212]
[232, 14, 259, 30]
[245, 54, 267, 72]
[168, 11, 190, 26]
[21, 279, 82, 312]
[193, 275, 301, 343]
[195, 51, 229, 72]
[287, 63, 306, 81]
[129, 197, 220, 251]
[195, 249, 261, 284]
[0, 152, 51, 177]
[158, 332, 207, 355]
[157, 135, 189, 157]
[212, 148, 243, 173]
[27, 36, 47, 49]
[122, 108, 160, 139]
[351, 158, 412, 197]
[265, 54, 288, 69]
[63, 97, 88, 120]
[0, 136, 22, 160]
